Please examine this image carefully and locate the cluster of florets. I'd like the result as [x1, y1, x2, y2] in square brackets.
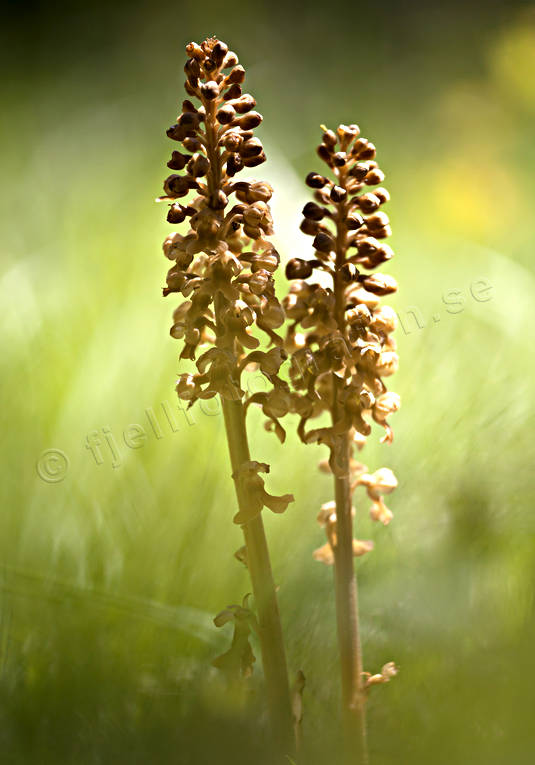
[282, 125, 400, 553]
[161, 38, 288, 416]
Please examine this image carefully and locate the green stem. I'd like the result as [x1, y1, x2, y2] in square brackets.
[220, 394, 294, 752]
[330, 164, 368, 763]
[331, 422, 368, 763]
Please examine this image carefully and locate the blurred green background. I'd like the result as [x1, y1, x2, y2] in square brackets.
[2, 1, 535, 762]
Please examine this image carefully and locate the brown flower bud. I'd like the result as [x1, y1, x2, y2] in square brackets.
[361, 273, 398, 296]
[373, 225, 392, 239]
[306, 172, 328, 189]
[300, 218, 321, 236]
[182, 137, 203, 152]
[247, 182, 273, 202]
[239, 137, 263, 158]
[313, 232, 335, 253]
[235, 112, 262, 129]
[358, 193, 381, 213]
[248, 269, 271, 295]
[176, 374, 197, 400]
[353, 139, 376, 160]
[167, 151, 190, 170]
[179, 111, 200, 128]
[322, 128, 337, 148]
[217, 104, 236, 124]
[302, 202, 326, 221]
[223, 82, 242, 100]
[374, 187, 390, 204]
[184, 58, 201, 79]
[200, 80, 219, 100]
[185, 42, 204, 60]
[221, 132, 243, 152]
[187, 153, 210, 177]
[370, 499, 393, 525]
[340, 263, 359, 283]
[211, 40, 228, 65]
[242, 152, 266, 167]
[317, 144, 332, 163]
[163, 174, 190, 198]
[233, 94, 256, 113]
[349, 162, 370, 181]
[352, 539, 374, 557]
[227, 65, 245, 84]
[330, 185, 347, 203]
[338, 123, 360, 142]
[375, 351, 399, 377]
[346, 212, 364, 230]
[223, 51, 239, 68]
[346, 304, 371, 326]
[167, 204, 186, 224]
[286, 258, 314, 279]
[370, 305, 397, 334]
[333, 152, 347, 167]
[373, 392, 400, 422]
[355, 236, 380, 255]
[226, 154, 243, 176]
[166, 123, 187, 141]
[365, 168, 385, 185]
[366, 211, 390, 231]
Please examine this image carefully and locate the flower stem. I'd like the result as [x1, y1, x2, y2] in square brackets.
[331, 423, 368, 763]
[331, 163, 368, 763]
[220, 394, 294, 752]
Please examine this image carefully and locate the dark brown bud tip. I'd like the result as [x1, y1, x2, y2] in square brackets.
[182, 137, 203, 153]
[186, 42, 204, 61]
[330, 185, 347, 203]
[227, 65, 246, 84]
[302, 202, 326, 221]
[313, 231, 335, 253]
[184, 58, 201, 78]
[235, 111, 262, 129]
[361, 273, 398, 296]
[239, 137, 263, 158]
[350, 163, 369, 181]
[167, 151, 190, 170]
[217, 104, 236, 124]
[306, 172, 328, 189]
[167, 204, 186, 223]
[226, 154, 243, 176]
[233, 94, 256, 114]
[223, 83, 242, 101]
[317, 144, 332, 163]
[212, 40, 228, 65]
[221, 132, 243, 152]
[322, 129, 337, 148]
[346, 213, 364, 230]
[286, 258, 314, 279]
[200, 81, 220, 100]
[163, 174, 190, 198]
[187, 153, 210, 177]
[340, 263, 359, 283]
[242, 151, 266, 167]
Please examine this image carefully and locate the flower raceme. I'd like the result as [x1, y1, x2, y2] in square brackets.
[283, 123, 401, 560]
[160, 37, 293, 525]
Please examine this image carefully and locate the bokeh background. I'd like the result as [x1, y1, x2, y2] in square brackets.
[2, 1, 535, 762]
